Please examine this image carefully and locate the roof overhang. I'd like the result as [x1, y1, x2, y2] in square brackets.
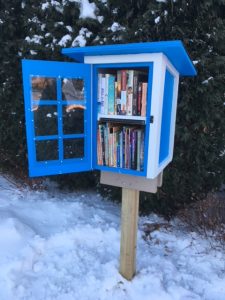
[62, 40, 197, 76]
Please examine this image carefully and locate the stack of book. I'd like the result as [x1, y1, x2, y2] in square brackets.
[97, 69, 148, 116]
[97, 123, 145, 171]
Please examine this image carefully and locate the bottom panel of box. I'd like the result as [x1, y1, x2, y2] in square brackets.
[100, 171, 163, 193]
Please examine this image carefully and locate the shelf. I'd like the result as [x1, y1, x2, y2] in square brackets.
[98, 114, 146, 125]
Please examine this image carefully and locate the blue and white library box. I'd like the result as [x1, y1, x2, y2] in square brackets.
[22, 41, 196, 179]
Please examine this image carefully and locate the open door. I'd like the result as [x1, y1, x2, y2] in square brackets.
[22, 60, 92, 177]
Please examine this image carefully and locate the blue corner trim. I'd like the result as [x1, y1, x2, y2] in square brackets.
[159, 69, 174, 165]
[62, 40, 197, 77]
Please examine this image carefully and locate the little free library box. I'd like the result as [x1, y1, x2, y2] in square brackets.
[22, 41, 197, 280]
[22, 41, 196, 181]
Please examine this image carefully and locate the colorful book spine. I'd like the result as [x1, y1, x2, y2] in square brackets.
[104, 124, 109, 166]
[100, 124, 106, 165]
[116, 71, 122, 98]
[126, 70, 134, 115]
[97, 68, 148, 171]
[136, 129, 141, 171]
[137, 82, 142, 116]
[117, 144, 120, 167]
[97, 74, 102, 114]
[121, 91, 127, 115]
[97, 126, 102, 165]
[140, 130, 144, 171]
[108, 125, 113, 166]
[97, 124, 144, 171]
[119, 131, 123, 168]
[131, 129, 137, 170]
[132, 74, 138, 115]
[100, 76, 106, 114]
[120, 70, 127, 115]
[104, 74, 109, 115]
[141, 82, 147, 117]
[108, 75, 115, 115]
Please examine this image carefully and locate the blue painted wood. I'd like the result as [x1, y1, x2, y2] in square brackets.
[159, 69, 174, 165]
[57, 78, 63, 162]
[22, 59, 92, 177]
[62, 40, 197, 76]
[95, 165, 146, 177]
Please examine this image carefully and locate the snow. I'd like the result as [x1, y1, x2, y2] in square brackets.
[66, 26, 73, 33]
[79, 0, 97, 19]
[26, 0, 101, 49]
[58, 34, 72, 47]
[109, 22, 126, 33]
[41, 24, 46, 31]
[202, 76, 213, 84]
[25, 35, 43, 45]
[0, 174, 224, 300]
[97, 16, 104, 24]
[41, 2, 50, 10]
[71, 27, 92, 47]
[30, 50, 38, 55]
[193, 60, 199, 65]
[155, 16, 161, 24]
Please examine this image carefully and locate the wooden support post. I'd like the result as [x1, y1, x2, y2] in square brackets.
[119, 188, 140, 280]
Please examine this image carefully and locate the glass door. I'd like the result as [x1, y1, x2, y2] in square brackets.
[22, 60, 92, 177]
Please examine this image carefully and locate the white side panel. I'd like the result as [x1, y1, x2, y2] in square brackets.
[156, 55, 180, 175]
[84, 53, 163, 64]
[147, 56, 166, 178]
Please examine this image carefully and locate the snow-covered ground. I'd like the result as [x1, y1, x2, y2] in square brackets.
[0, 174, 224, 300]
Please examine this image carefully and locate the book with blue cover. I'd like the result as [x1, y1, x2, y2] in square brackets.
[108, 75, 115, 115]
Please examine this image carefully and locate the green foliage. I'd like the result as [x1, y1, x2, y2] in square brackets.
[0, 1, 27, 173]
[0, 0, 224, 214]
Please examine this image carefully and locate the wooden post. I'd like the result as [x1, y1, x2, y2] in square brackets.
[119, 188, 139, 280]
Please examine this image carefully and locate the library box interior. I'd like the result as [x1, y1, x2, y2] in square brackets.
[22, 41, 196, 178]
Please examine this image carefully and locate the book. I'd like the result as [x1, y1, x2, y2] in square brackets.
[97, 74, 102, 114]
[136, 129, 142, 171]
[97, 126, 102, 165]
[113, 126, 120, 166]
[108, 75, 115, 115]
[140, 130, 144, 171]
[121, 91, 127, 115]
[98, 69, 148, 117]
[126, 70, 134, 115]
[131, 129, 137, 170]
[104, 74, 109, 115]
[100, 76, 106, 114]
[120, 70, 127, 115]
[97, 123, 145, 171]
[141, 82, 147, 117]
[137, 82, 142, 116]
[132, 74, 138, 115]
[108, 124, 113, 166]
[104, 123, 109, 166]
[121, 70, 127, 90]
[133, 71, 148, 116]
[116, 97, 121, 115]
[116, 70, 122, 99]
[99, 124, 106, 165]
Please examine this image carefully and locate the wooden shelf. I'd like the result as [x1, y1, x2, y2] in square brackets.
[98, 114, 146, 125]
